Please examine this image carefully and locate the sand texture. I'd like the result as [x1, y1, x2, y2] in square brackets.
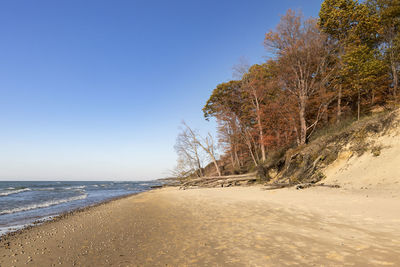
[1, 184, 399, 266]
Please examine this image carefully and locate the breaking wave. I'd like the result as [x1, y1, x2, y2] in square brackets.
[0, 188, 31, 197]
[64, 185, 86, 190]
[0, 194, 87, 215]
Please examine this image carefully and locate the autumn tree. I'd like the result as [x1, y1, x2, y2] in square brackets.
[319, 0, 361, 122]
[264, 10, 334, 144]
[341, 44, 386, 120]
[319, 0, 387, 120]
[177, 2, 398, 177]
[368, 0, 400, 97]
[203, 80, 261, 167]
[241, 64, 273, 162]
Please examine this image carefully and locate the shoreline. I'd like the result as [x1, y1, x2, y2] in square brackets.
[0, 187, 160, 241]
[1, 185, 399, 266]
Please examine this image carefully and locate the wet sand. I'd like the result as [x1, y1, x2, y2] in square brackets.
[1, 186, 399, 266]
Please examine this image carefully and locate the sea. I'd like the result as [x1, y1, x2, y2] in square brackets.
[0, 180, 161, 237]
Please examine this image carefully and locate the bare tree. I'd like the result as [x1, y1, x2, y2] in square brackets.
[174, 122, 204, 177]
[198, 133, 222, 176]
[170, 158, 194, 180]
[232, 56, 250, 80]
[182, 122, 222, 177]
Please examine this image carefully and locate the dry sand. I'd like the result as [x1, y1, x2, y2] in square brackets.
[323, 126, 400, 193]
[0, 184, 399, 266]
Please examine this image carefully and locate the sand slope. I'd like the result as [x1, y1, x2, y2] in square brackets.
[323, 117, 400, 193]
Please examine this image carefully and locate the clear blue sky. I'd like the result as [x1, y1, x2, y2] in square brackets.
[0, 0, 323, 180]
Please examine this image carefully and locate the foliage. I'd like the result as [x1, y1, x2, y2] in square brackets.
[173, 1, 400, 179]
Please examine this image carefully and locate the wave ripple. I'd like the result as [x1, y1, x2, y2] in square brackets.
[0, 188, 31, 197]
[0, 194, 87, 215]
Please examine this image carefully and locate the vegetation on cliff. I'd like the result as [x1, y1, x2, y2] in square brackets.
[173, 0, 400, 184]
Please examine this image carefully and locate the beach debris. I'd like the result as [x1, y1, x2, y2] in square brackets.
[179, 173, 257, 189]
[295, 183, 341, 190]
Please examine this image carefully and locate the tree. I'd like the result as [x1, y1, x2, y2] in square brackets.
[174, 122, 205, 177]
[203, 80, 260, 167]
[264, 10, 334, 144]
[196, 133, 222, 177]
[341, 44, 386, 120]
[319, 0, 384, 120]
[319, 0, 360, 123]
[241, 63, 277, 162]
[368, 0, 400, 97]
[177, 3, 399, 178]
[319, 0, 359, 42]
[176, 122, 222, 177]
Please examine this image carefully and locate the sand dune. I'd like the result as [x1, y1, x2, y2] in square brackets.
[323, 126, 400, 193]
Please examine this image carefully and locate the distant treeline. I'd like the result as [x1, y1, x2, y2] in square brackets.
[173, 0, 400, 178]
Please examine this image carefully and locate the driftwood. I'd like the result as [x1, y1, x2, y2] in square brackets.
[261, 182, 340, 191]
[180, 173, 257, 189]
[262, 183, 290, 190]
[295, 183, 341, 190]
[179, 172, 340, 190]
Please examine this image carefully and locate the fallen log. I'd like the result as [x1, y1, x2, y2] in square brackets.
[262, 184, 290, 190]
[180, 174, 257, 189]
[296, 183, 341, 190]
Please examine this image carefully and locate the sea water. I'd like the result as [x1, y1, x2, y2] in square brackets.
[0, 180, 161, 236]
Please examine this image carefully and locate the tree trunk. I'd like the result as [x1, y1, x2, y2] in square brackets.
[245, 134, 258, 167]
[234, 148, 241, 167]
[230, 150, 235, 169]
[255, 98, 266, 162]
[320, 84, 328, 124]
[337, 84, 342, 124]
[276, 130, 281, 147]
[371, 91, 375, 105]
[299, 95, 307, 145]
[357, 87, 361, 121]
[391, 60, 398, 98]
[229, 136, 236, 169]
[258, 116, 266, 162]
[249, 131, 260, 163]
[195, 151, 203, 177]
[238, 150, 243, 167]
[197, 135, 221, 177]
[210, 155, 221, 177]
[294, 124, 300, 146]
[249, 147, 258, 166]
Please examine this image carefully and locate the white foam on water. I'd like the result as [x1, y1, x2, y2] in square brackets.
[37, 187, 55, 191]
[0, 224, 27, 237]
[64, 185, 86, 190]
[0, 216, 56, 237]
[0, 194, 88, 215]
[0, 188, 31, 197]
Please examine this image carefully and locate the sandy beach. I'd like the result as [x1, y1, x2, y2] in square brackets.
[1, 184, 399, 266]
